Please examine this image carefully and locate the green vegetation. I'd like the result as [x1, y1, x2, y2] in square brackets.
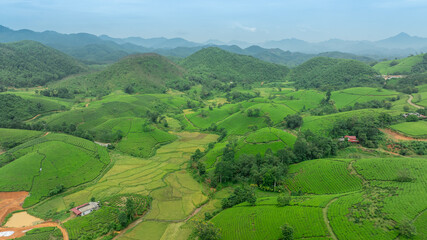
[16, 227, 63, 240]
[390, 121, 427, 137]
[65, 194, 151, 240]
[50, 53, 185, 96]
[181, 47, 289, 84]
[373, 54, 426, 74]
[0, 133, 109, 206]
[291, 57, 381, 90]
[0, 41, 84, 87]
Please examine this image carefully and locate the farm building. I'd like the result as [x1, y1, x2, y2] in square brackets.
[71, 202, 100, 216]
[339, 136, 360, 143]
[402, 112, 426, 119]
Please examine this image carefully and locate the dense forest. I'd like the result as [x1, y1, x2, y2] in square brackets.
[181, 47, 289, 85]
[291, 57, 382, 90]
[0, 41, 85, 87]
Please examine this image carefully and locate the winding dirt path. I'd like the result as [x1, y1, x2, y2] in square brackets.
[407, 95, 424, 109]
[25, 114, 41, 122]
[380, 128, 427, 141]
[323, 198, 338, 240]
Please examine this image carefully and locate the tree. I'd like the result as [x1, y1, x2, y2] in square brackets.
[399, 220, 417, 238]
[279, 223, 294, 240]
[277, 193, 291, 207]
[193, 220, 221, 240]
[118, 212, 128, 228]
[284, 114, 303, 129]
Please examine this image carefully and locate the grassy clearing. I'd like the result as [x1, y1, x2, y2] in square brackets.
[390, 121, 427, 137]
[0, 133, 109, 207]
[285, 159, 363, 194]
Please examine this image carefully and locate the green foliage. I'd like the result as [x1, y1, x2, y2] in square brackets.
[181, 47, 289, 84]
[50, 53, 184, 96]
[0, 41, 84, 87]
[16, 227, 63, 240]
[0, 133, 109, 206]
[277, 193, 291, 207]
[279, 223, 294, 240]
[193, 220, 221, 240]
[64, 194, 151, 240]
[291, 57, 381, 90]
[284, 114, 303, 129]
[373, 54, 425, 75]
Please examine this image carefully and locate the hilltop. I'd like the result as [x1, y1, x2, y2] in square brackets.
[291, 57, 381, 90]
[0, 41, 85, 87]
[374, 53, 427, 75]
[181, 47, 289, 84]
[51, 53, 185, 95]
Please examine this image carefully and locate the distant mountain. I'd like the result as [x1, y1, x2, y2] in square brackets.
[0, 41, 85, 87]
[0, 25, 149, 64]
[51, 53, 184, 94]
[99, 35, 201, 49]
[181, 47, 289, 84]
[290, 57, 382, 90]
[260, 33, 427, 58]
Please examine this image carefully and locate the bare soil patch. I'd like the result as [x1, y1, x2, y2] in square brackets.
[0, 192, 28, 225]
[380, 128, 427, 141]
[0, 222, 68, 240]
[4, 212, 43, 228]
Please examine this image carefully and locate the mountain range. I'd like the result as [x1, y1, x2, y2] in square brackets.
[1, 25, 426, 64]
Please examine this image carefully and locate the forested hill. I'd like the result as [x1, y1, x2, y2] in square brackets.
[180, 47, 289, 84]
[51, 53, 185, 95]
[290, 57, 381, 90]
[0, 41, 85, 87]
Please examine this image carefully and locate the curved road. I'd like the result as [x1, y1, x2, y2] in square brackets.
[407, 95, 424, 109]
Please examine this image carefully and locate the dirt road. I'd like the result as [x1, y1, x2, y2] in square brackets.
[380, 128, 427, 141]
[407, 95, 424, 109]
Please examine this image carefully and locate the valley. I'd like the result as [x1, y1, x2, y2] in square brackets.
[0, 37, 426, 240]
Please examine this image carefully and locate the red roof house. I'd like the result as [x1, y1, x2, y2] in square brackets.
[344, 136, 359, 143]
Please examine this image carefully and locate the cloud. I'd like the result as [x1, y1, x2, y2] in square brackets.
[233, 22, 256, 32]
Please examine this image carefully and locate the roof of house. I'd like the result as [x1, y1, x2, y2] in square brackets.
[344, 135, 357, 139]
[70, 203, 89, 215]
[70, 202, 99, 215]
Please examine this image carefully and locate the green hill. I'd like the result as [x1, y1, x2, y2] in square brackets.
[373, 54, 427, 75]
[291, 57, 381, 90]
[0, 41, 85, 87]
[181, 47, 289, 84]
[50, 53, 185, 95]
[0, 132, 109, 207]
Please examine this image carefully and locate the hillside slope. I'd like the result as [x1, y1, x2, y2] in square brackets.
[0, 41, 85, 87]
[181, 47, 289, 84]
[291, 57, 381, 89]
[374, 53, 427, 74]
[50, 53, 185, 95]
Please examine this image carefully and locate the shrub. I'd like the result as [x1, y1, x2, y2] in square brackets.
[279, 223, 294, 240]
[277, 193, 291, 207]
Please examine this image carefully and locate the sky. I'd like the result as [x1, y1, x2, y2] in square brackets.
[1, 0, 427, 43]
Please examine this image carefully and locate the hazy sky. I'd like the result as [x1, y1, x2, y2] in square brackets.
[1, 0, 427, 43]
